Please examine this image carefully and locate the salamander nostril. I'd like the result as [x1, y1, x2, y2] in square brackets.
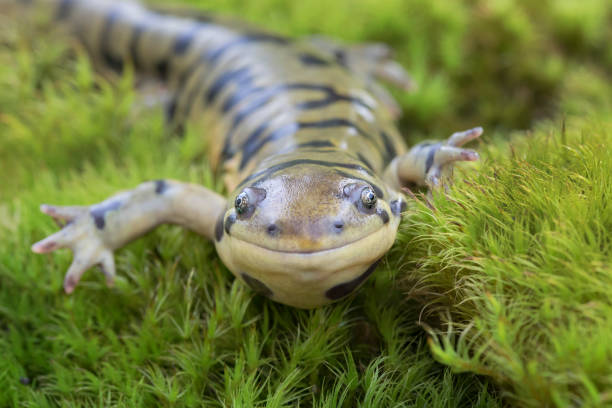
[267, 223, 279, 236]
[333, 221, 344, 231]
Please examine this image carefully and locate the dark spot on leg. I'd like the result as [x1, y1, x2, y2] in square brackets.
[241, 273, 273, 297]
[224, 213, 237, 235]
[325, 259, 382, 300]
[377, 209, 389, 224]
[266, 223, 279, 237]
[154, 179, 168, 194]
[214, 214, 224, 242]
[90, 200, 121, 230]
[333, 220, 344, 233]
[390, 199, 407, 216]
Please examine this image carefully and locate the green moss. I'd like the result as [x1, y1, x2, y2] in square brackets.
[1, 0, 611, 406]
[397, 115, 612, 406]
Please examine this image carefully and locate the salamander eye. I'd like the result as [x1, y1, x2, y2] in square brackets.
[235, 192, 249, 214]
[360, 187, 377, 209]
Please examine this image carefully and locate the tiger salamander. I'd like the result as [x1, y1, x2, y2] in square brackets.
[24, 0, 483, 308]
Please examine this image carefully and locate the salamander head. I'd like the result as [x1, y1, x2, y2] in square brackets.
[214, 165, 405, 308]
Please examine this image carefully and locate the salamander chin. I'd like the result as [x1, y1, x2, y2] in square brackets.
[214, 211, 400, 309]
[228, 226, 385, 254]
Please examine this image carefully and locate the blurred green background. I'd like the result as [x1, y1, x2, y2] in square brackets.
[0, 0, 610, 406]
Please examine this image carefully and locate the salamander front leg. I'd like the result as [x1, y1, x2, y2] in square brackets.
[384, 127, 483, 191]
[32, 180, 227, 293]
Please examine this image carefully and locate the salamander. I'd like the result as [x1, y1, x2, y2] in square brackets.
[23, 0, 483, 308]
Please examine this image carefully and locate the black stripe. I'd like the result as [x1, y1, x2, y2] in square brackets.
[100, 9, 123, 73]
[242, 31, 288, 42]
[240, 123, 300, 169]
[357, 153, 374, 171]
[223, 83, 322, 113]
[214, 214, 224, 242]
[295, 94, 358, 110]
[221, 86, 281, 158]
[377, 209, 390, 224]
[237, 159, 373, 189]
[172, 49, 220, 120]
[390, 199, 407, 216]
[222, 85, 263, 113]
[299, 53, 331, 66]
[128, 24, 145, 69]
[424, 143, 440, 174]
[148, 30, 287, 123]
[172, 32, 290, 118]
[300, 118, 373, 137]
[173, 25, 201, 55]
[175, 67, 208, 120]
[224, 213, 237, 235]
[241, 273, 273, 297]
[90, 200, 121, 230]
[235, 122, 269, 160]
[296, 140, 335, 149]
[154, 180, 168, 194]
[221, 84, 374, 159]
[129, 22, 169, 79]
[176, 58, 202, 94]
[206, 67, 252, 104]
[155, 59, 169, 80]
[238, 118, 378, 170]
[223, 83, 372, 115]
[380, 131, 398, 164]
[334, 49, 348, 67]
[325, 259, 381, 300]
[227, 86, 282, 122]
[166, 98, 178, 122]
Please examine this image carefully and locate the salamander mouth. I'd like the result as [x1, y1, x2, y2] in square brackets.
[232, 226, 386, 255]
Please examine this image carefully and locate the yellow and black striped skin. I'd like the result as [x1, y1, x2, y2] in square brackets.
[31, 0, 411, 308]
